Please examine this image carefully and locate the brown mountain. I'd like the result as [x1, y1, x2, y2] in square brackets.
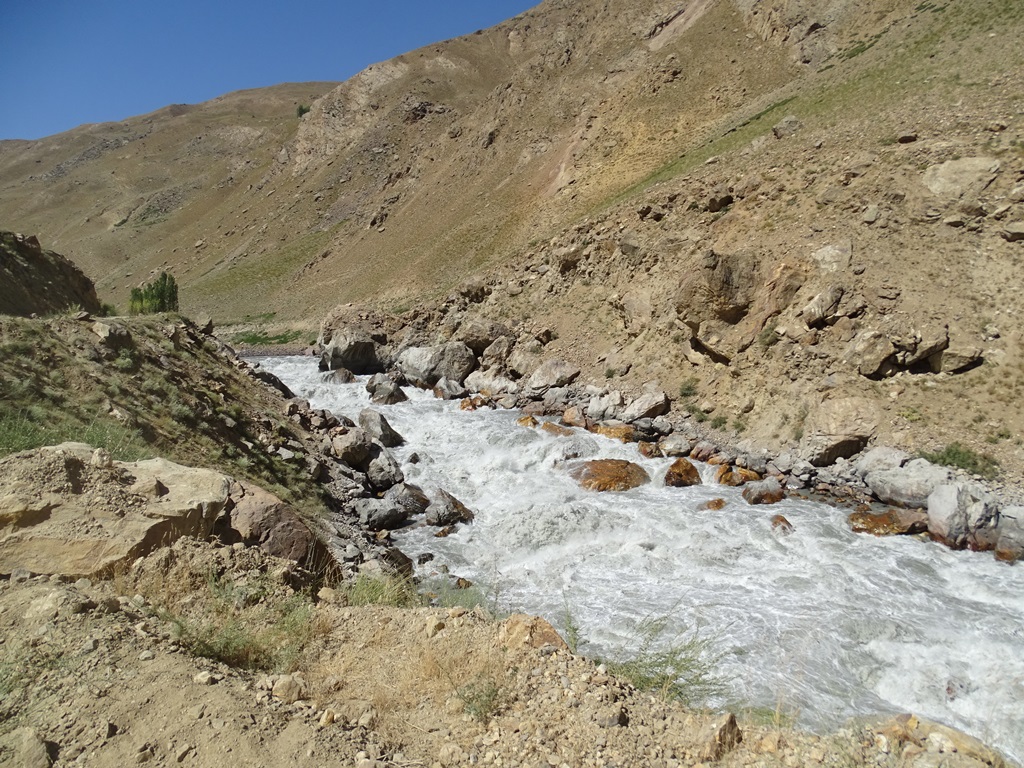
[2, 0, 1024, 471]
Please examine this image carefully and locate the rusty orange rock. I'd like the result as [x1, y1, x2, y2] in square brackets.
[664, 458, 702, 487]
[591, 423, 640, 443]
[541, 421, 574, 437]
[848, 509, 927, 537]
[700, 498, 727, 511]
[569, 459, 650, 492]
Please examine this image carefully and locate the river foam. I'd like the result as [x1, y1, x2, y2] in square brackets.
[261, 356, 1024, 762]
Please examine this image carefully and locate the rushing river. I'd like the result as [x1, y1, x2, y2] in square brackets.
[261, 356, 1024, 762]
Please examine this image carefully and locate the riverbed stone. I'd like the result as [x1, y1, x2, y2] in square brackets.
[351, 497, 408, 532]
[853, 446, 911, 478]
[927, 482, 1000, 550]
[425, 490, 475, 527]
[569, 460, 650, 492]
[715, 465, 761, 487]
[994, 506, 1024, 563]
[848, 508, 928, 536]
[664, 458, 702, 487]
[741, 477, 785, 505]
[866, 459, 952, 508]
[397, 343, 476, 387]
[358, 409, 404, 448]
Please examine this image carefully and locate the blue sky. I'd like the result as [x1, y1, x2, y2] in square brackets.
[0, 1, 537, 140]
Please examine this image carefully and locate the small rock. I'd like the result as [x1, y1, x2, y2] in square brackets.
[700, 713, 742, 761]
[193, 671, 217, 686]
[138, 650, 155, 661]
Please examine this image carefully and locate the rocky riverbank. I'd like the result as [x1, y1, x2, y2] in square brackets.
[311, 304, 1024, 565]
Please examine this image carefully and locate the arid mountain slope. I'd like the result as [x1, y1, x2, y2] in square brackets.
[2, 0, 1023, 475]
[7, 0, 1017, 320]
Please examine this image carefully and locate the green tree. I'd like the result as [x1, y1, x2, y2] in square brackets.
[129, 272, 179, 315]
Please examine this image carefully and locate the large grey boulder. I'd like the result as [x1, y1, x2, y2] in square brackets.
[927, 483, 1000, 550]
[799, 397, 879, 467]
[452, 318, 513, 355]
[351, 497, 408, 532]
[365, 373, 408, 405]
[620, 390, 670, 423]
[425, 490, 476, 527]
[587, 390, 625, 422]
[465, 369, 519, 396]
[320, 330, 389, 374]
[853, 446, 911, 478]
[384, 483, 430, 517]
[365, 444, 404, 492]
[358, 409, 404, 448]
[526, 358, 580, 392]
[921, 157, 999, 202]
[396, 343, 476, 387]
[865, 459, 952, 508]
[995, 507, 1024, 563]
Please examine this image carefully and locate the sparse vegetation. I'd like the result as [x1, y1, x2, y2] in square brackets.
[296, 104, 311, 118]
[129, 272, 179, 315]
[601, 614, 725, 707]
[920, 442, 1000, 479]
[231, 329, 303, 347]
[678, 378, 699, 398]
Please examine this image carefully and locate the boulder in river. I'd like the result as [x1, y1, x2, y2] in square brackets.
[425, 490, 476, 527]
[358, 408, 404, 448]
[848, 508, 928, 537]
[366, 373, 408, 405]
[664, 458, 702, 487]
[741, 477, 785, 505]
[927, 483, 1000, 550]
[994, 506, 1024, 563]
[570, 459, 650, 492]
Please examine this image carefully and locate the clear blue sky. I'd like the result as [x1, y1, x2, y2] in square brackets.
[0, 1, 537, 140]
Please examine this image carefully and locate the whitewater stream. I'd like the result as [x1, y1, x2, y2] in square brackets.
[262, 356, 1024, 762]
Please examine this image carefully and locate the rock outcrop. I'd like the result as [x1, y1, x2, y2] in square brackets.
[0, 232, 101, 317]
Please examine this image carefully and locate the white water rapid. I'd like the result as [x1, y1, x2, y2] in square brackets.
[261, 356, 1024, 762]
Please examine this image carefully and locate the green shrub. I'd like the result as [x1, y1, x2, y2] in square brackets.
[129, 272, 179, 315]
[920, 442, 1000, 478]
[711, 415, 728, 429]
[296, 104, 311, 118]
[678, 378, 699, 398]
[602, 614, 725, 707]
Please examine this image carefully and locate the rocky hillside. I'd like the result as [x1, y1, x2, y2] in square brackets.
[2, 0, 1023, 478]
[0, 231, 101, 317]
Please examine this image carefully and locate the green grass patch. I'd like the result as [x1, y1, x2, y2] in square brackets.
[920, 442, 1000, 479]
[231, 329, 303, 346]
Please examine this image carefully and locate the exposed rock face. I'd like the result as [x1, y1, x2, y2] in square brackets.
[569, 459, 650, 492]
[799, 398, 879, 466]
[0, 232, 101, 317]
[0, 443, 228, 577]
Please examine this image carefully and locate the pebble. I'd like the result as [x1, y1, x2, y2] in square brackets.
[194, 671, 217, 686]
[139, 650, 155, 661]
